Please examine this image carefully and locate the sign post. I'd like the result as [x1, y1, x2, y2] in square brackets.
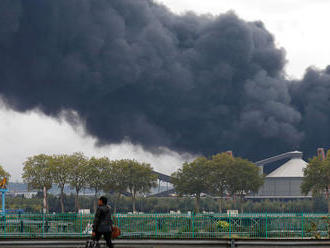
[0, 178, 8, 215]
[0, 188, 8, 215]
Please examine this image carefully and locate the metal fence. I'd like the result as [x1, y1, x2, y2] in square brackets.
[0, 213, 329, 239]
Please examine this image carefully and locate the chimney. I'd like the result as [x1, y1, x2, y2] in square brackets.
[317, 148, 325, 160]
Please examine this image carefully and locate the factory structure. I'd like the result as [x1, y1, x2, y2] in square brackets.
[251, 148, 327, 199]
[251, 150, 310, 199]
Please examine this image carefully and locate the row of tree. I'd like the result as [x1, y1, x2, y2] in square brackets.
[1, 150, 329, 213]
[1, 152, 265, 213]
[171, 153, 264, 212]
[21, 153, 157, 213]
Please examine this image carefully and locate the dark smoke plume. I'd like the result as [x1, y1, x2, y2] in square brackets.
[0, 0, 328, 160]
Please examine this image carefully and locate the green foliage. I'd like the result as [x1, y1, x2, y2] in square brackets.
[103, 159, 129, 213]
[217, 220, 229, 231]
[171, 157, 210, 212]
[306, 221, 322, 239]
[103, 160, 129, 194]
[6, 193, 329, 214]
[20, 152, 160, 213]
[68, 152, 89, 192]
[302, 152, 330, 212]
[171, 153, 264, 212]
[226, 157, 264, 197]
[87, 156, 111, 212]
[302, 156, 326, 196]
[118, 159, 157, 212]
[177, 219, 198, 233]
[208, 153, 232, 197]
[49, 154, 71, 212]
[325, 215, 330, 238]
[22, 154, 53, 191]
[125, 160, 157, 196]
[67, 152, 89, 211]
[50, 154, 71, 190]
[87, 156, 110, 193]
[7, 196, 43, 213]
[172, 157, 210, 197]
[0, 164, 10, 182]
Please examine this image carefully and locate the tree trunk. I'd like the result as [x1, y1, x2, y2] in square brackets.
[217, 198, 223, 213]
[195, 194, 200, 213]
[132, 192, 136, 213]
[75, 190, 80, 212]
[114, 192, 121, 214]
[43, 186, 48, 213]
[232, 194, 237, 210]
[240, 197, 244, 214]
[60, 187, 65, 213]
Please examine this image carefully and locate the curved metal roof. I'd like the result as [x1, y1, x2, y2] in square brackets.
[255, 151, 303, 166]
[266, 158, 307, 178]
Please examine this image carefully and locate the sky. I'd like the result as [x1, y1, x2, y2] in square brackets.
[0, 102, 193, 181]
[1, 0, 330, 181]
[158, 0, 330, 79]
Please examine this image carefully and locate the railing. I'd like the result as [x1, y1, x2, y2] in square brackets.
[0, 213, 329, 239]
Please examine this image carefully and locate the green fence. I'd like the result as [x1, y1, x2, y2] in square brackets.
[0, 213, 329, 239]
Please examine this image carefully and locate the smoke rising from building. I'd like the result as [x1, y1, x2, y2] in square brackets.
[0, 0, 329, 160]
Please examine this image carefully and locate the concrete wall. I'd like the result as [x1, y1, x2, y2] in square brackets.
[256, 177, 310, 198]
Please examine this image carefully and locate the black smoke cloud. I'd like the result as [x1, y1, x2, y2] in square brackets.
[0, 0, 328, 160]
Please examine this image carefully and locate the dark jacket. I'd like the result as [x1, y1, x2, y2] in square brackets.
[93, 205, 113, 233]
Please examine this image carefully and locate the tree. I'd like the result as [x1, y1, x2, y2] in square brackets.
[116, 160, 157, 212]
[0, 164, 10, 189]
[171, 157, 210, 213]
[87, 156, 110, 213]
[68, 152, 89, 212]
[22, 154, 53, 213]
[302, 152, 330, 213]
[103, 160, 129, 214]
[226, 157, 264, 211]
[207, 153, 233, 213]
[50, 154, 71, 213]
[0, 164, 10, 182]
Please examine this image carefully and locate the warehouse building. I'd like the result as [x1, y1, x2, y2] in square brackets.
[251, 151, 311, 199]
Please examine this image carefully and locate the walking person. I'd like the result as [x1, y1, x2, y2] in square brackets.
[92, 196, 114, 248]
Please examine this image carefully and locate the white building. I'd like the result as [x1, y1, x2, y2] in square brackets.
[252, 151, 311, 199]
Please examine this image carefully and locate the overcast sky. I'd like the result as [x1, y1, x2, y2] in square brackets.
[158, 0, 330, 79]
[1, 0, 330, 181]
[0, 103, 193, 181]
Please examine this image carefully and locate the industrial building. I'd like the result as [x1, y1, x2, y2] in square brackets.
[253, 151, 309, 199]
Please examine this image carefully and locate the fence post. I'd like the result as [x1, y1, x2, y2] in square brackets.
[42, 211, 45, 238]
[229, 212, 231, 239]
[155, 214, 157, 237]
[192, 212, 195, 238]
[80, 213, 83, 237]
[265, 212, 268, 239]
[4, 213, 6, 238]
[301, 213, 304, 238]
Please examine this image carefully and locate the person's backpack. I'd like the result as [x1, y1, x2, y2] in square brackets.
[85, 239, 100, 248]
